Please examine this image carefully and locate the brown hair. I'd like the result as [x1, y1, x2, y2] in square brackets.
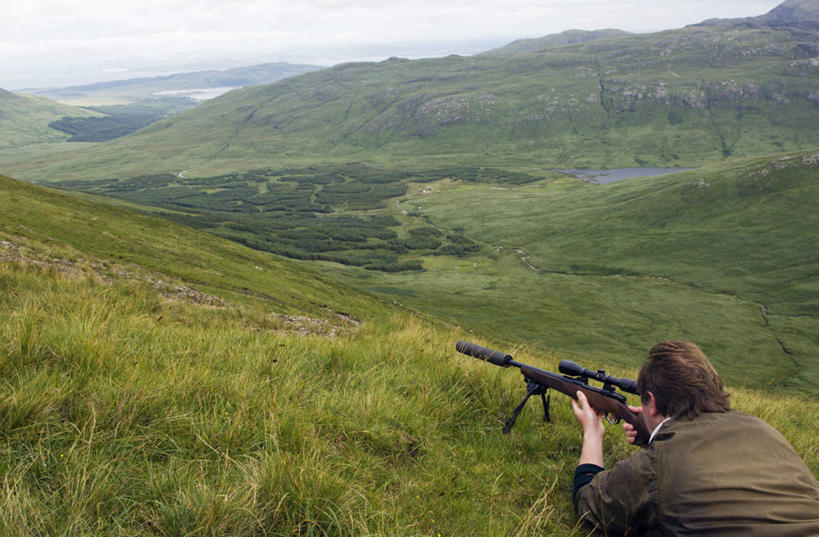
[638, 340, 730, 419]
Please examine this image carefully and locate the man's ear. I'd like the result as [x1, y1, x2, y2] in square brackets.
[646, 391, 659, 418]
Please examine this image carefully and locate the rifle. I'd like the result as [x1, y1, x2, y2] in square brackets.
[456, 340, 650, 446]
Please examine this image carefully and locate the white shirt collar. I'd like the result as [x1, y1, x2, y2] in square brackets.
[648, 417, 672, 445]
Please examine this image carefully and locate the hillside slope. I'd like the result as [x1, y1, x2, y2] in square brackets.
[2, 175, 817, 536]
[0, 173, 380, 325]
[0, 89, 99, 149]
[40, 150, 819, 394]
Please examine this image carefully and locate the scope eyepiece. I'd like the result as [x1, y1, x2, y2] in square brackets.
[559, 359, 639, 395]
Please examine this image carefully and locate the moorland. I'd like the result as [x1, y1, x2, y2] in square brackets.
[1, 0, 818, 535]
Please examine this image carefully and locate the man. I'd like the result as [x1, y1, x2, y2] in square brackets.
[571, 340, 819, 536]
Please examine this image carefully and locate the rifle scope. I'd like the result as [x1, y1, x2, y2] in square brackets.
[559, 360, 640, 395]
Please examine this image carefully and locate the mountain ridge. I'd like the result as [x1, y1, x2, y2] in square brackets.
[27, 62, 325, 104]
[479, 29, 633, 56]
[4, 17, 816, 180]
[1, 0, 817, 182]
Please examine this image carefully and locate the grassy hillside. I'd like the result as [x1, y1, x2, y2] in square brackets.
[0, 174, 376, 323]
[33, 150, 819, 394]
[2, 17, 818, 182]
[1, 173, 817, 536]
[45, 99, 196, 142]
[1, 63, 326, 150]
[302, 151, 819, 395]
[0, 90, 100, 149]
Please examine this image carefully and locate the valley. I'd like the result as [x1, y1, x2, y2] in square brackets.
[37, 151, 819, 395]
[1, 1, 816, 394]
[1, 1, 818, 534]
[2, 168, 817, 535]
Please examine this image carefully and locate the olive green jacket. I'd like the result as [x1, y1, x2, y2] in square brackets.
[575, 411, 819, 536]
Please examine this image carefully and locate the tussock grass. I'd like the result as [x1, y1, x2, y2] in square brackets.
[0, 260, 578, 535]
[2, 259, 816, 536]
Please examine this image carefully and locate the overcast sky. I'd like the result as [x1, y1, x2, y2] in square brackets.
[1, 0, 783, 89]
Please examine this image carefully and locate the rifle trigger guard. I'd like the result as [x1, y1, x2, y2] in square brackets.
[605, 413, 621, 425]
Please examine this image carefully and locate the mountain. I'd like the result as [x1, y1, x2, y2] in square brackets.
[479, 29, 632, 56]
[698, 0, 819, 29]
[761, 0, 819, 28]
[29, 62, 325, 105]
[2, 1, 816, 181]
[0, 88, 100, 149]
[1, 63, 327, 146]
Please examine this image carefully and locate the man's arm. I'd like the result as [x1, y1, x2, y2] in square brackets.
[571, 391, 606, 506]
[572, 391, 659, 534]
[574, 450, 659, 535]
[571, 390, 605, 466]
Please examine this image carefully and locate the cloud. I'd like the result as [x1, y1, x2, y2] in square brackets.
[0, 0, 783, 88]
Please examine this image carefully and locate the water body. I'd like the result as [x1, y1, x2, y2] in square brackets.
[560, 167, 694, 184]
[153, 86, 238, 101]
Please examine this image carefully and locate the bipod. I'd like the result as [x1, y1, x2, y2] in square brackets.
[503, 380, 550, 434]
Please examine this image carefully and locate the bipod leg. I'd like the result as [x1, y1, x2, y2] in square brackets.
[503, 381, 545, 434]
[541, 391, 551, 423]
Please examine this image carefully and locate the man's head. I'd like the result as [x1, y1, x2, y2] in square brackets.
[638, 340, 730, 419]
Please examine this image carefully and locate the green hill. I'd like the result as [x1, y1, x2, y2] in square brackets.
[0, 89, 99, 149]
[1, 63, 326, 149]
[0, 172, 374, 323]
[2, 1, 818, 181]
[2, 172, 817, 536]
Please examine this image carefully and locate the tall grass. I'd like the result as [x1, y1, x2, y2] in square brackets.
[2, 257, 816, 536]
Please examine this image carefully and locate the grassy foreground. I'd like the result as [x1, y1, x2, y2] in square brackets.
[1, 175, 817, 536]
[2, 240, 817, 537]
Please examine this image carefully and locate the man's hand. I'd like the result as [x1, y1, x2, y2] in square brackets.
[622, 405, 643, 445]
[572, 391, 605, 467]
[572, 391, 605, 437]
